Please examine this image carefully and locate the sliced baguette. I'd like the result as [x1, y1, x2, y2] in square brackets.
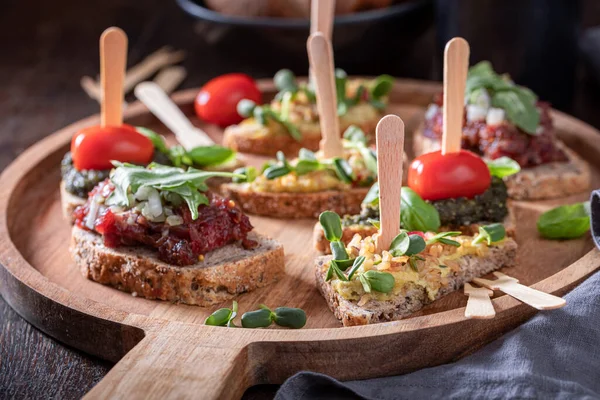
[70, 227, 285, 306]
[312, 216, 515, 254]
[413, 125, 591, 200]
[315, 239, 518, 326]
[221, 184, 369, 219]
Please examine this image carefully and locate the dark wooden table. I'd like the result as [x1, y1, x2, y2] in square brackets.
[2, 0, 600, 398]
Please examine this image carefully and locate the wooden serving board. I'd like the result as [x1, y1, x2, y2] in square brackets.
[1, 79, 599, 399]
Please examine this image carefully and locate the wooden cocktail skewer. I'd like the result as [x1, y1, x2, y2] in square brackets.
[134, 82, 215, 150]
[309, 0, 335, 85]
[152, 66, 187, 95]
[375, 115, 405, 253]
[100, 27, 128, 127]
[442, 37, 470, 155]
[464, 283, 496, 319]
[473, 272, 566, 310]
[307, 32, 343, 158]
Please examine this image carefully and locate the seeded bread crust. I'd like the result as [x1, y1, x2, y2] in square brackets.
[220, 184, 370, 219]
[70, 227, 285, 306]
[315, 239, 518, 326]
[413, 124, 591, 201]
[312, 216, 516, 254]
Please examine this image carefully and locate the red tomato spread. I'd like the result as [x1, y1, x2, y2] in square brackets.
[423, 95, 567, 168]
[74, 180, 257, 266]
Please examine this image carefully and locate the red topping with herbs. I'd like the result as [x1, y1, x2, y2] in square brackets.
[74, 180, 257, 266]
[423, 96, 567, 168]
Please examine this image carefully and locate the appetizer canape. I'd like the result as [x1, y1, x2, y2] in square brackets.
[221, 126, 377, 219]
[315, 113, 517, 326]
[223, 68, 393, 157]
[69, 162, 284, 306]
[414, 61, 590, 200]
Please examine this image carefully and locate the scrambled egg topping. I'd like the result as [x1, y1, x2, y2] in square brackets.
[328, 233, 502, 306]
[248, 146, 375, 193]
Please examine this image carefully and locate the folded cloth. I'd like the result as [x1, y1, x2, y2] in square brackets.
[276, 190, 600, 400]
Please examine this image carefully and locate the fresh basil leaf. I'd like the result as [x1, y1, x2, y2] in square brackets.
[298, 148, 317, 161]
[274, 69, 298, 92]
[473, 223, 506, 245]
[136, 127, 169, 154]
[332, 158, 355, 184]
[370, 74, 394, 99]
[264, 165, 292, 180]
[186, 145, 235, 167]
[389, 231, 409, 256]
[362, 270, 395, 293]
[319, 211, 343, 241]
[343, 125, 367, 144]
[492, 90, 540, 135]
[401, 187, 441, 232]
[347, 256, 366, 280]
[330, 241, 350, 264]
[237, 99, 257, 118]
[486, 156, 521, 178]
[537, 202, 591, 239]
[295, 159, 321, 176]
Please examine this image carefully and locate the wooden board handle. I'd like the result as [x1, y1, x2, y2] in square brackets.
[473, 272, 567, 310]
[307, 32, 343, 158]
[134, 82, 215, 149]
[464, 283, 495, 319]
[442, 37, 469, 155]
[100, 27, 128, 127]
[375, 115, 405, 252]
[84, 326, 250, 400]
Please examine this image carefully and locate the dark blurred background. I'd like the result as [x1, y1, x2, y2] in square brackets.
[2, 0, 600, 398]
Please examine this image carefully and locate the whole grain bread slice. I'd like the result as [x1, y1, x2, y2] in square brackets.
[220, 184, 370, 219]
[312, 216, 516, 254]
[315, 239, 517, 326]
[70, 226, 285, 306]
[413, 126, 591, 200]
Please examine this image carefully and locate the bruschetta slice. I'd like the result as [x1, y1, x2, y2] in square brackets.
[414, 61, 590, 200]
[223, 69, 393, 157]
[69, 162, 284, 306]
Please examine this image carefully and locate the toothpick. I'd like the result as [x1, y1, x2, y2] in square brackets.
[375, 115, 405, 253]
[134, 82, 214, 150]
[309, 0, 335, 85]
[153, 66, 187, 94]
[307, 33, 343, 158]
[100, 27, 128, 127]
[464, 283, 496, 319]
[473, 272, 566, 310]
[442, 37, 470, 155]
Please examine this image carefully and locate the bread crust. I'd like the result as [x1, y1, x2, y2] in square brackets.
[315, 239, 518, 326]
[60, 181, 86, 224]
[221, 184, 369, 219]
[413, 124, 591, 200]
[70, 227, 285, 306]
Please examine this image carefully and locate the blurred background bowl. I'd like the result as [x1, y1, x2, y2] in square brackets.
[176, 0, 434, 78]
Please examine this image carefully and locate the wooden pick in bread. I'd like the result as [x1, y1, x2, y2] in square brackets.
[464, 282, 496, 319]
[152, 66, 187, 95]
[309, 0, 335, 85]
[473, 272, 566, 310]
[375, 115, 405, 252]
[100, 27, 128, 127]
[307, 33, 343, 159]
[442, 37, 470, 155]
[134, 82, 215, 149]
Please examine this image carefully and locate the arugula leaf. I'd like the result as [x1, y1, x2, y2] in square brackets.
[106, 162, 241, 220]
[486, 156, 521, 178]
[537, 202, 591, 240]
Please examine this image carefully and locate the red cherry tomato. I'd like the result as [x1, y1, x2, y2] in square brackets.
[71, 124, 154, 171]
[408, 150, 491, 201]
[195, 73, 262, 127]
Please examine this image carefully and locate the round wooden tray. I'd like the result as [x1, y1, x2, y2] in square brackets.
[1, 79, 599, 399]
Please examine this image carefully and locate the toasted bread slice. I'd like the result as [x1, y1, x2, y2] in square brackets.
[312, 216, 516, 254]
[60, 181, 86, 223]
[413, 125, 591, 200]
[220, 184, 369, 219]
[70, 226, 285, 306]
[315, 239, 517, 326]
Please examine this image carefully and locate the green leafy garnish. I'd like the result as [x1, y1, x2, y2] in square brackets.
[486, 157, 521, 178]
[240, 305, 306, 329]
[241, 308, 273, 328]
[388, 231, 426, 256]
[320, 211, 343, 241]
[346, 256, 366, 280]
[426, 231, 462, 247]
[359, 270, 395, 293]
[472, 223, 506, 245]
[204, 301, 238, 327]
[466, 61, 540, 134]
[537, 202, 591, 240]
[232, 166, 257, 183]
[274, 69, 298, 93]
[106, 162, 242, 220]
[370, 74, 394, 100]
